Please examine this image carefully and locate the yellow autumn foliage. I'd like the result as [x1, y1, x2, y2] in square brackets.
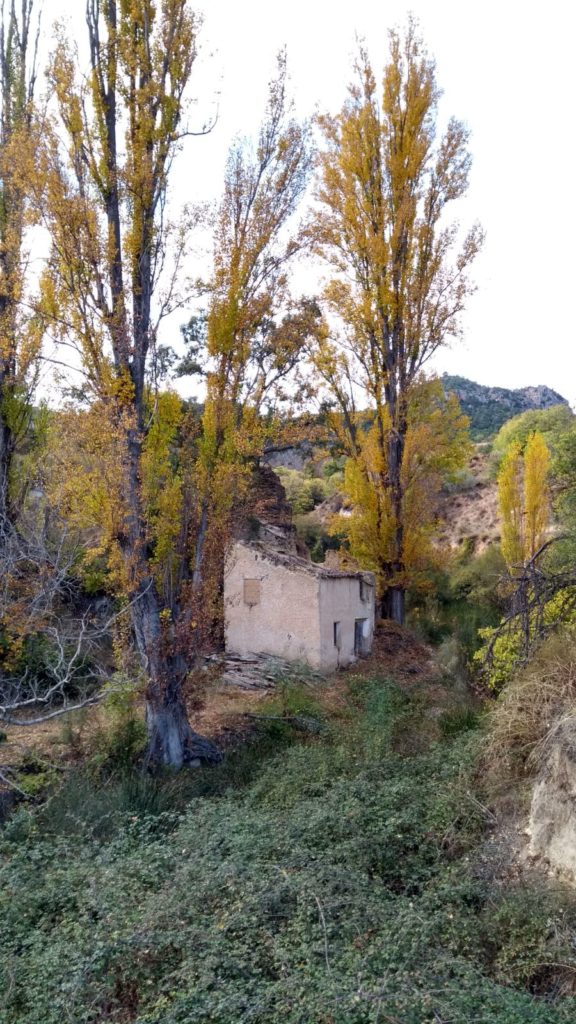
[333, 379, 471, 595]
[524, 431, 551, 560]
[498, 441, 525, 570]
[498, 431, 550, 570]
[46, 391, 185, 596]
[311, 22, 482, 619]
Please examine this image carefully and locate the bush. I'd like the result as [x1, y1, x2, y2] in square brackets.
[2, 681, 576, 1023]
[493, 405, 574, 462]
[476, 588, 576, 692]
[450, 544, 507, 607]
[275, 468, 329, 514]
[408, 547, 505, 660]
[484, 627, 576, 780]
[90, 675, 147, 773]
[13, 759, 56, 798]
[294, 514, 342, 562]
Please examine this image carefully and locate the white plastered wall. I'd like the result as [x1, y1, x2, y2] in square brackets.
[318, 576, 375, 671]
[224, 545, 323, 667]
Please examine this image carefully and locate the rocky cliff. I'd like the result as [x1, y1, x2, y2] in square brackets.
[442, 375, 570, 439]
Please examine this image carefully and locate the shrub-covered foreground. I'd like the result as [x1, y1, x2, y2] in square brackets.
[2, 682, 576, 1024]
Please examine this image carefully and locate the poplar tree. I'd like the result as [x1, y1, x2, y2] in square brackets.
[0, 0, 41, 535]
[498, 441, 525, 569]
[182, 56, 315, 630]
[311, 21, 482, 622]
[524, 431, 551, 560]
[40, 0, 218, 767]
[498, 432, 551, 570]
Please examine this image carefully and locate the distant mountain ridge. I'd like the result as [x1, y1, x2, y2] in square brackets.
[442, 375, 570, 439]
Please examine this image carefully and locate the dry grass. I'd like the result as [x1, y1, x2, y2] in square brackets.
[360, 619, 437, 684]
[0, 706, 103, 769]
[483, 627, 576, 785]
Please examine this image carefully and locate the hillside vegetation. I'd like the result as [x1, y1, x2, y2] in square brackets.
[2, 669, 576, 1024]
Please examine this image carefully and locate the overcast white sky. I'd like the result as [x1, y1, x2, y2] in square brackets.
[47, 0, 576, 406]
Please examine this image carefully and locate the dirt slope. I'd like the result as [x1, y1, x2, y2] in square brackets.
[437, 448, 499, 553]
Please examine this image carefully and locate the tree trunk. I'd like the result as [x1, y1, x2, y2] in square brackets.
[381, 585, 405, 625]
[383, 399, 407, 626]
[122, 428, 220, 769]
[145, 679, 222, 768]
[130, 577, 222, 768]
[0, 397, 14, 536]
[192, 497, 209, 590]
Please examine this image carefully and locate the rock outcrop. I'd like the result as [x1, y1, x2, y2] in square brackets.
[442, 375, 570, 439]
[529, 718, 576, 879]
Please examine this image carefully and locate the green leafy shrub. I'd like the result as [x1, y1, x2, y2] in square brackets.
[408, 547, 505, 660]
[493, 405, 574, 462]
[294, 514, 343, 562]
[450, 544, 507, 607]
[1, 681, 575, 1023]
[476, 590, 576, 691]
[10, 752, 59, 800]
[90, 675, 147, 773]
[275, 467, 330, 514]
[475, 622, 524, 691]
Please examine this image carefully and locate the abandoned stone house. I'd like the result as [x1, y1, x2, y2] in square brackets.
[224, 541, 376, 671]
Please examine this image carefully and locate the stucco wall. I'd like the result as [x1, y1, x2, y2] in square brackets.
[318, 576, 375, 670]
[224, 545, 322, 667]
[224, 543, 375, 671]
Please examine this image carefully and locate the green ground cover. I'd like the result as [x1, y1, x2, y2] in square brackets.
[1, 679, 576, 1024]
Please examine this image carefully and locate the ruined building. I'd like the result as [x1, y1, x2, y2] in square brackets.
[224, 542, 375, 672]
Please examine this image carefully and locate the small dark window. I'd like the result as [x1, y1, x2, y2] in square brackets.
[333, 621, 341, 648]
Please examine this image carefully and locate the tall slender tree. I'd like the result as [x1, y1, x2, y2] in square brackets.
[0, 0, 41, 535]
[180, 55, 316, 628]
[498, 432, 550, 571]
[40, 0, 218, 767]
[332, 378, 470, 597]
[311, 21, 482, 622]
[498, 440, 524, 570]
[524, 431, 551, 561]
